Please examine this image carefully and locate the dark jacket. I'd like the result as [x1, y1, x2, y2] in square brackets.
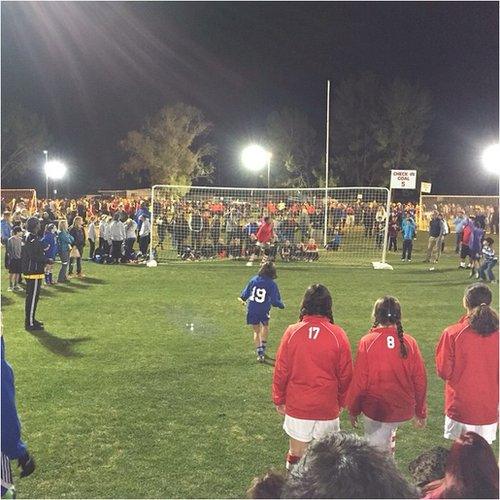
[429, 218, 443, 238]
[69, 226, 86, 251]
[21, 233, 50, 276]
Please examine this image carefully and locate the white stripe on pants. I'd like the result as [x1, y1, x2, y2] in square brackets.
[29, 278, 39, 326]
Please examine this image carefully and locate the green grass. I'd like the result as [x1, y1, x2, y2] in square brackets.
[2, 240, 498, 498]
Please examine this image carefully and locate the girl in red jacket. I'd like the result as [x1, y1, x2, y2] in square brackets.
[272, 284, 353, 470]
[346, 296, 427, 455]
[435, 283, 499, 444]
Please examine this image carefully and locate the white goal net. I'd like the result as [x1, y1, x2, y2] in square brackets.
[150, 186, 390, 265]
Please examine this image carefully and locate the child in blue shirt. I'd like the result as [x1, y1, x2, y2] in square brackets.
[40, 224, 58, 285]
[239, 262, 285, 362]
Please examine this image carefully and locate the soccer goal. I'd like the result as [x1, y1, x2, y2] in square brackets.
[0, 188, 37, 214]
[150, 185, 390, 266]
[418, 194, 500, 232]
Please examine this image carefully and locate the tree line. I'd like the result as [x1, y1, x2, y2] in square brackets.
[2, 72, 432, 189]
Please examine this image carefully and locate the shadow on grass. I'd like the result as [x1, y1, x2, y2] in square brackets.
[1, 294, 16, 307]
[28, 330, 91, 357]
[52, 285, 77, 293]
[64, 281, 90, 289]
[82, 276, 106, 285]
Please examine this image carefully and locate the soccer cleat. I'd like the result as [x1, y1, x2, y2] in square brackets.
[25, 323, 43, 331]
[14, 285, 23, 291]
[246, 261, 253, 267]
[7, 287, 13, 292]
[257, 355, 265, 363]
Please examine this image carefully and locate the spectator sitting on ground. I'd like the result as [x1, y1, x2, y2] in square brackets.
[422, 432, 498, 499]
[281, 431, 419, 499]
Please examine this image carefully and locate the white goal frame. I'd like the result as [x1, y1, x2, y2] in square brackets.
[149, 185, 391, 266]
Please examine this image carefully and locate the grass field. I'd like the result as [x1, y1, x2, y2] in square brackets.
[2, 239, 498, 498]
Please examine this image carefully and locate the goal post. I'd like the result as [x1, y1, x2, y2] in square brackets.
[150, 185, 390, 266]
[0, 188, 37, 214]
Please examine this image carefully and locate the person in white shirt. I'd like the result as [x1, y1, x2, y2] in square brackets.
[139, 215, 151, 258]
[98, 215, 110, 257]
[108, 214, 126, 264]
[124, 218, 138, 261]
[87, 216, 98, 260]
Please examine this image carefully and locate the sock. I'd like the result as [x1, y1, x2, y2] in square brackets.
[45, 273, 50, 284]
[286, 452, 301, 470]
[256, 345, 263, 357]
[261, 340, 267, 355]
[9, 280, 13, 288]
[49, 272, 53, 284]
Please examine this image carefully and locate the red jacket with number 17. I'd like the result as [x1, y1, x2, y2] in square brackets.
[346, 326, 428, 423]
[272, 315, 353, 420]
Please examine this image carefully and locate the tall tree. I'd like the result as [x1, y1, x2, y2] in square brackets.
[333, 73, 432, 186]
[119, 103, 215, 186]
[375, 78, 432, 177]
[1, 103, 50, 183]
[266, 107, 322, 187]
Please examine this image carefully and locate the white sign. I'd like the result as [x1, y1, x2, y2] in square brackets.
[420, 181, 432, 193]
[390, 170, 417, 189]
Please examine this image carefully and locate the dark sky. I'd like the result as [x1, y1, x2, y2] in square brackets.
[2, 1, 499, 195]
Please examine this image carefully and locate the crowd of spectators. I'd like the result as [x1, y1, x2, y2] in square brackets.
[1, 194, 497, 266]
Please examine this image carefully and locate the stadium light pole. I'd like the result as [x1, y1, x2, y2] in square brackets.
[482, 144, 500, 176]
[43, 150, 49, 199]
[241, 144, 272, 188]
[44, 160, 67, 200]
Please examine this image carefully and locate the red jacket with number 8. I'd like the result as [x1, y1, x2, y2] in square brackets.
[346, 326, 428, 422]
[272, 315, 353, 420]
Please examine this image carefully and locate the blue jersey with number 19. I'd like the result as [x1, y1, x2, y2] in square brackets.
[240, 275, 285, 317]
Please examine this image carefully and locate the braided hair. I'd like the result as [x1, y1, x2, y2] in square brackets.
[299, 284, 334, 323]
[372, 296, 408, 358]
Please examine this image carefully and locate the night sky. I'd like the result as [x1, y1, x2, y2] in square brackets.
[2, 1, 499, 195]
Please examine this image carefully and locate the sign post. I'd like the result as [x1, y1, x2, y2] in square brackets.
[373, 169, 417, 270]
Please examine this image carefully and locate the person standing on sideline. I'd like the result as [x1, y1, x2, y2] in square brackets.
[6, 227, 23, 292]
[57, 219, 74, 283]
[1, 336, 36, 498]
[87, 216, 97, 260]
[138, 214, 151, 258]
[453, 210, 466, 254]
[401, 213, 416, 262]
[458, 216, 474, 269]
[387, 216, 399, 252]
[108, 213, 126, 264]
[1, 211, 12, 246]
[424, 211, 444, 263]
[21, 217, 52, 330]
[68, 216, 85, 277]
[272, 284, 352, 471]
[40, 223, 58, 285]
[124, 218, 137, 261]
[435, 283, 498, 444]
[346, 296, 427, 455]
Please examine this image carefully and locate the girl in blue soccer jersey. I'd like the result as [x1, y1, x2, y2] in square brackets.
[239, 262, 285, 362]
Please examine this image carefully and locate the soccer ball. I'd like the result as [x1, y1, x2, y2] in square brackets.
[146, 259, 158, 267]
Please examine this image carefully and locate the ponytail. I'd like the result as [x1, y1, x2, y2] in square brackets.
[396, 320, 408, 359]
[464, 284, 499, 336]
[469, 303, 499, 336]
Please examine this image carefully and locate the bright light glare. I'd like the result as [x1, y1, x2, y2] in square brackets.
[482, 144, 500, 175]
[241, 144, 270, 171]
[44, 160, 67, 180]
